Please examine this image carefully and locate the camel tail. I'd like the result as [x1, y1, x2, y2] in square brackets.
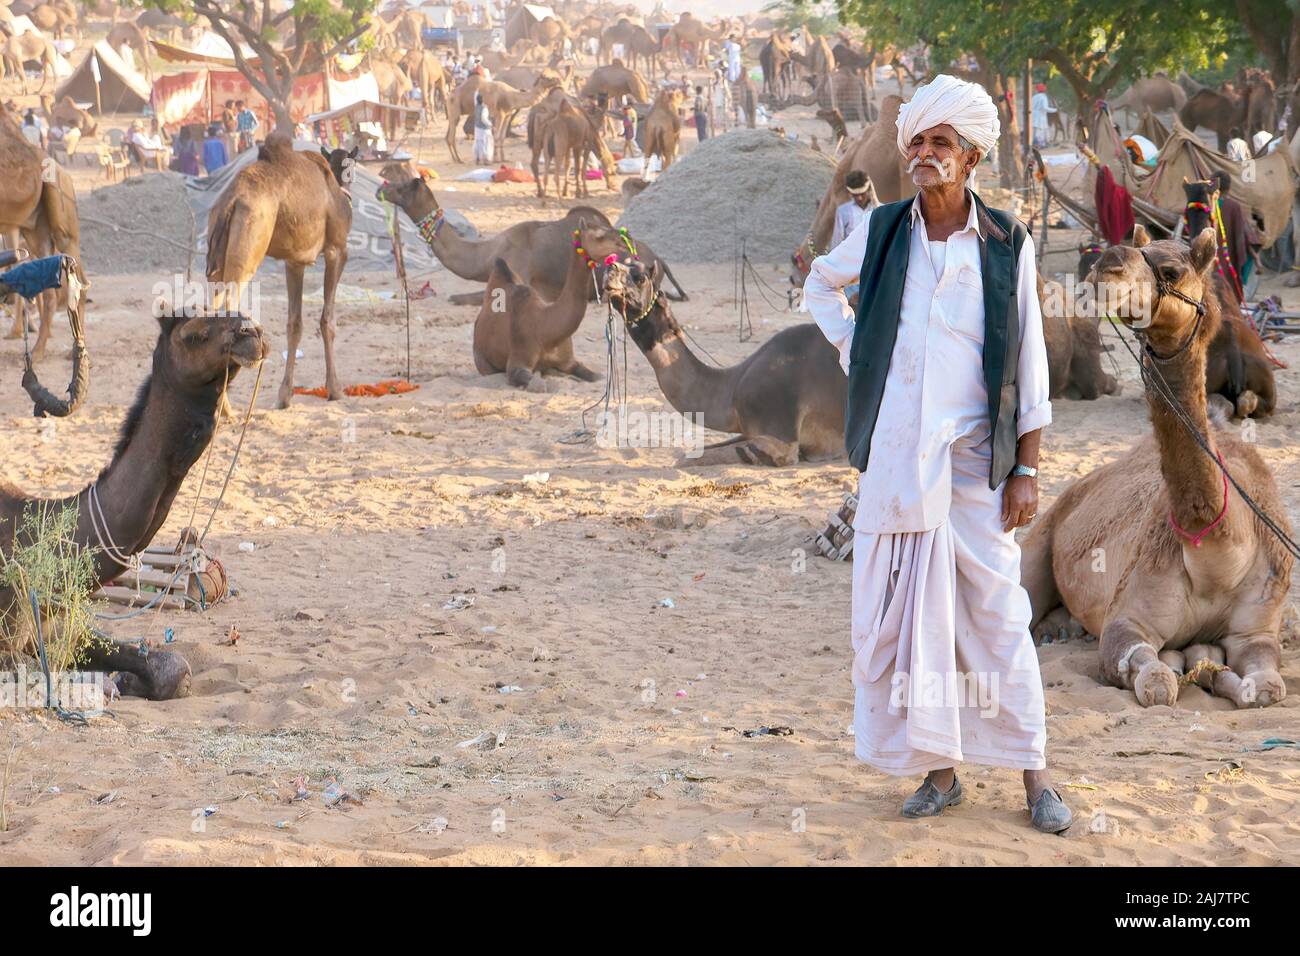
[659, 258, 688, 301]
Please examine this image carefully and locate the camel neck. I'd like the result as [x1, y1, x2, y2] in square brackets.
[1142, 301, 1227, 540]
[555, 246, 595, 317]
[624, 296, 738, 431]
[79, 371, 222, 586]
[415, 201, 491, 283]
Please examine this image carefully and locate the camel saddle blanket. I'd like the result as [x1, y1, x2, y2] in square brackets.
[0, 255, 70, 301]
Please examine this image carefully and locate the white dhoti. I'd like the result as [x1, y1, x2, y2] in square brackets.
[851, 438, 1047, 775]
[473, 126, 494, 164]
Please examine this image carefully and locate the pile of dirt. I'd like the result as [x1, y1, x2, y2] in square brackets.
[79, 173, 197, 277]
[618, 129, 836, 263]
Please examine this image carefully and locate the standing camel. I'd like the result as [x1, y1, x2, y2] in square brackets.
[205, 135, 356, 409]
[531, 98, 616, 198]
[1, 32, 58, 94]
[444, 76, 556, 164]
[1023, 226, 1291, 708]
[401, 48, 449, 123]
[643, 87, 684, 172]
[0, 104, 45, 342]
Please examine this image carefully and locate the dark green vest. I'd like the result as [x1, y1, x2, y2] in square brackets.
[845, 192, 1028, 490]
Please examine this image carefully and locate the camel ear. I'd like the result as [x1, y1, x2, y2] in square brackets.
[348, 146, 359, 159]
[1190, 227, 1217, 274]
[320, 146, 330, 159]
[1132, 224, 1151, 248]
[156, 312, 179, 338]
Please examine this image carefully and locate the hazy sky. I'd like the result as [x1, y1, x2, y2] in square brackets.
[627, 0, 775, 17]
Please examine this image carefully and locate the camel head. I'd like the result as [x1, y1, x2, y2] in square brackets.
[155, 310, 268, 392]
[1181, 177, 1220, 240]
[601, 255, 661, 333]
[1090, 225, 1219, 350]
[376, 165, 439, 222]
[321, 145, 360, 190]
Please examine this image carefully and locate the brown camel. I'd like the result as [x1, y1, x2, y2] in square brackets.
[1110, 74, 1187, 121]
[1179, 87, 1249, 152]
[1037, 275, 1120, 401]
[600, 21, 662, 80]
[643, 87, 683, 170]
[376, 167, 687, 304]
[1, 31, 57, 94]
[39, 93, 97, 137]
[600, 254, 845, 466]
[0, 311, 267, 700]
[25, 4, 75, 40]
[1022, 226, 1292, 708]
[400, 48, 449, 122]
[474, 220, 600, 389]
[664, 13, 722, 65]
[368, 52, 414, 139]
[0, 103, 45, 343]
[106, 21, 153, 84]
[531, 97, 616, 199]
[10, 160, 89, 364]
[579, 61, 651, 106]
[205, 135, 355, 409]
[760, 30, 795, 100]
[444, 75, 555, 164]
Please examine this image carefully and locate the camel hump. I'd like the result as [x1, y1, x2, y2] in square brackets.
[258, 132, 295, 161]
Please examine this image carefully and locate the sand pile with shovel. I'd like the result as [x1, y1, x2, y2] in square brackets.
[618, 129, 836, 264]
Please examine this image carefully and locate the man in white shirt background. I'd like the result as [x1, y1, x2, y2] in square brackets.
[801, 74, 1072, 834]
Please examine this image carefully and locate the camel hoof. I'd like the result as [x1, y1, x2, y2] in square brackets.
[524, 376, 548, 394]
[114, 649, 193, 701]
[1239, 670, 1285, 708]
[276, 387, 293, 410]
[1134, 659, 1179, 707]
[1235, 390, 1259, 419]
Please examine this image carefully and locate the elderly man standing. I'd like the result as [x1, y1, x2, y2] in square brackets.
[802, 74, 1071, 834]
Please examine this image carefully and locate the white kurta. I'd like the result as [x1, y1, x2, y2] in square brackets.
[830, 198, 877, 252]
[802, 191, 1052, 775]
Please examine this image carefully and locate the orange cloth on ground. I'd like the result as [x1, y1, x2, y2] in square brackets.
[492, 165, 535, 183]
[293, 379, 420, 398]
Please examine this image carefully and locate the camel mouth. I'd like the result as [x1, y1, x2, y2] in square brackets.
[230, 324, 269, 366]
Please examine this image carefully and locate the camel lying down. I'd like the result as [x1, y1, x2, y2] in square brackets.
[597, 253, 846, 467]
[1022, 227, 1291, 709]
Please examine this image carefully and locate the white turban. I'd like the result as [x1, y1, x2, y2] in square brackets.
[896, 74, 1000, 157]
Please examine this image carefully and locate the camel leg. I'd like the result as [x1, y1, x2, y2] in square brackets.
[30, 288, 53, 362]
[1019, 518, 1061, 635]
[554, 356, 600, 381]
[1098, 618, 1178, 707]
[82, 638, 192, 701]
[320, 249, 346, 401]
[277, 262, 306, 409]
[506, 361, 545, 392]
[1215, 635, 1285, 708]
[682, 435, 800, 468]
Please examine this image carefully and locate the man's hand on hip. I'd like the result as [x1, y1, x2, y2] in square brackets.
[1001, 475, 1039, 532]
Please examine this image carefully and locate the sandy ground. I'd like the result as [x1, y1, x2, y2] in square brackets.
[1, 62, 1299, 865]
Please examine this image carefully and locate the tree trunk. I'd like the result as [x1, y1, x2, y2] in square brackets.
[271, 101, 294, 132]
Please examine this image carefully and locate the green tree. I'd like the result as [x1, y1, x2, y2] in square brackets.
[1222, 0, 1300, 84]
[833, 0, 1240, 185]
[143, 0, 375, 130]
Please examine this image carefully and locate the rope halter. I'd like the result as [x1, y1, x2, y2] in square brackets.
[1137, 248, 1207, 363]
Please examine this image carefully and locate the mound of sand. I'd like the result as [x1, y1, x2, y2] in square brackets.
[80, 173, 196, 276]
[618, 129, 836, 264]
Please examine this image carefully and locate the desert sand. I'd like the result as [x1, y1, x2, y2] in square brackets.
[0, 105, 1297, 866]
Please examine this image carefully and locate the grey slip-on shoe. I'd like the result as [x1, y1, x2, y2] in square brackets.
[1027, 787, 1073, 834]
[901, 775, 963, 818]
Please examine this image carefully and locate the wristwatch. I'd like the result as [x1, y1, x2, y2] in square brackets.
[1011, 464, 1038, 479]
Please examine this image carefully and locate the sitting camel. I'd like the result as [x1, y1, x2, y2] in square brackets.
[474, 219, 601, 389]
[206, 135, 356, 408]
[599, 251, 845, 467]
[0, 311, 268, 700]
[643, 87, 684, 171]
[1023, 226, 1292, 708]
[376, 166, 686, 304]
[1038, 275, 1120, 401]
